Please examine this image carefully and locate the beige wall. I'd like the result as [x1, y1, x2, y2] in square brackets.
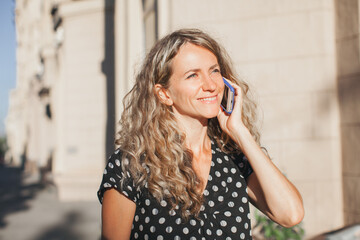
[165, 0, 343, 237]
[336, 0, 360, 225]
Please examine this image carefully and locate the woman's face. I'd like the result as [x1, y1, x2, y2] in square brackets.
[165, 43, 224, 122]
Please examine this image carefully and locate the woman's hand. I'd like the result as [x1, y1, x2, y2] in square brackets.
[217, 79, 248, 142]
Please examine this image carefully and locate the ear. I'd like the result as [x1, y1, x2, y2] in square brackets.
[154, 84, 173, 106]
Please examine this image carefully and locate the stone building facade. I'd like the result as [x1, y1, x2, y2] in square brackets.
[5, 0, 360, 238]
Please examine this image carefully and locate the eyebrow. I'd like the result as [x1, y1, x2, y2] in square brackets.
[183, 64, 220, 76]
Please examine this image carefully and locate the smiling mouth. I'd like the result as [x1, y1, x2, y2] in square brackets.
[199, 96, 217, 101]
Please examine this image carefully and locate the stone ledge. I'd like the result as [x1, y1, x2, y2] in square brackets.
[54, 173, 101, 202]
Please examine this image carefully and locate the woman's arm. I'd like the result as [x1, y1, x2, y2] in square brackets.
[217, 81, 304, 227]
[233, 126, 304, 227]
[101, 189, 136, 240]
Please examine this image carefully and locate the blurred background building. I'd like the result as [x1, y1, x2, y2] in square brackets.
[4, 0, 360, 238]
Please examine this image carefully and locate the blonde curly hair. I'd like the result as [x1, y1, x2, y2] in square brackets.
[115, 28, 260, 220]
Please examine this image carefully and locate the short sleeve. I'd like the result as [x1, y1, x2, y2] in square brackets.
[233, 152, 253, 181]
[97, 149, 140, 204]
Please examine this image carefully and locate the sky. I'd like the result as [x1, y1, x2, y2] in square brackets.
[0, 0, 16, 137]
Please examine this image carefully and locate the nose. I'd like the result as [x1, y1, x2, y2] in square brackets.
[202, 74, 217, 92]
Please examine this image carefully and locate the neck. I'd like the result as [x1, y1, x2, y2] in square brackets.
[174, 115, 212, 158]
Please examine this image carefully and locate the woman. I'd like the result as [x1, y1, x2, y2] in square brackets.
[98, 29, 304, 240]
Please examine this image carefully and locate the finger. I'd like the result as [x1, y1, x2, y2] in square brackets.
[223, 78, 242, 97]
[218, 107, 229, 119]
[231, 83, 242, 98]
[218, 108, 223, 117]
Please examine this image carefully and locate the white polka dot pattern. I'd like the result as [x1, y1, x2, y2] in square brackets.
[97, 140, 253, 239]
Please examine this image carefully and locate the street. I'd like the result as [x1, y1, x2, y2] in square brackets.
[0, 165, 101, 240]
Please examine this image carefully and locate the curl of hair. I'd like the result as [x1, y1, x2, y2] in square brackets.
[115, 29, 261, 221]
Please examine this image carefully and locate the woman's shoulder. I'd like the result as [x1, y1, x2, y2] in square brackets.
[98, 147, 142, 203]
[106, 147, 123, 167]
[106, 147, 136, 169]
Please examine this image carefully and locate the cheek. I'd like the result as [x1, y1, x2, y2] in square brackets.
[174, 83, 199, 97]
[168, 84, 193, 103]
[218, 81, 225, 98]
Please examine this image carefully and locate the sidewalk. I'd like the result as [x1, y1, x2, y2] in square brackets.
[0, 164, 101, 240]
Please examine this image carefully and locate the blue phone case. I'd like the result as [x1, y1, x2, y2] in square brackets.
[221, 78, 235, 114]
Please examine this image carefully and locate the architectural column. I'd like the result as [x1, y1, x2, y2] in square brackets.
[336, 0, 360, 224]
[114, 0, 144, 129]
[53, 0, 113, 201]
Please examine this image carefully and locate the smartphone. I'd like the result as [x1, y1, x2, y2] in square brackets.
[221, 77, 235, 114]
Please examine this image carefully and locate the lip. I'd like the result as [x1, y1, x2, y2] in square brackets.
[198, 94, 218, 102]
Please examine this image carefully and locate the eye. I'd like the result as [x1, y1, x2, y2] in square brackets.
[211, 68, 221, 76]
[186, 73, 197, 79]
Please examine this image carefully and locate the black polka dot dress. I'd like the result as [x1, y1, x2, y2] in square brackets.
[98, 140, 253, 239]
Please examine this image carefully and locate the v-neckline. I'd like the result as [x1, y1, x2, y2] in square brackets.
[200, 139, 215, 196]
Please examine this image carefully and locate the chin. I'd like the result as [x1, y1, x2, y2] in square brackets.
[203, 109, 220, 119]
